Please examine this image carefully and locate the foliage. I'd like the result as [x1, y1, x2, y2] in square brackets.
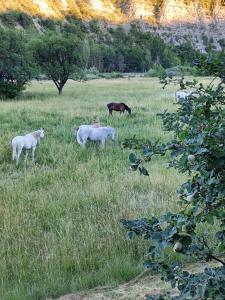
[0, 11, 33, 28]
[29, 33, 90, 94]
[0, 28, 33, 99]
[122, 55, 225, 299]
[0, 13, 210, 77]
[175, 41, 202, 65]
[145, 64, 166, 78]
[88, 24, 181, 73]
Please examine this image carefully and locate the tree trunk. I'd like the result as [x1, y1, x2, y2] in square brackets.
[58, 86, 63, 95]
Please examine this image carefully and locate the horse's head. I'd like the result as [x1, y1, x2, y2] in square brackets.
[38, 128, 45, 139]
[123, 103, 131, 115]
[108, 127, 116, 143]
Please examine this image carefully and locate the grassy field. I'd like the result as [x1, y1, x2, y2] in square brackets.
[0, 77, 190, 300]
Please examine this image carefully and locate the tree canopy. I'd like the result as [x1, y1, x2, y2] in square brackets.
[29, 33, 90, 95]
[0, 28, 33, 98]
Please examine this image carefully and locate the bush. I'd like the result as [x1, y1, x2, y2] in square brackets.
[145, 64, 166, 78]
[16, 12, 33, 28]
[0, 12, 33, 28]
[84, 69, 123, 80]
[100, 72, 124, 79]
[0, 28, 33, 99]
[165, 65, 208, 77]
[38, 18, 58, 30]
[0, 82, 25, 99]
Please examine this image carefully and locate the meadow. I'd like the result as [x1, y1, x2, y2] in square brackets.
[0, 77, 194, 299]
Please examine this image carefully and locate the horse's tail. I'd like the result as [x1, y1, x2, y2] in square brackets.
[76, 127, 83, 145]
[121, 103, 131, 114]
[12, 140, 17, 161]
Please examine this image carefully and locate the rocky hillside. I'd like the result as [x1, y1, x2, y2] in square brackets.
[1, 1, 225, 53]
[0, 0, 225, 25]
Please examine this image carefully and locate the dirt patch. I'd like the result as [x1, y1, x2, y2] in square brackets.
[49, 272, 167, 300]
[48, 262, 221, 300]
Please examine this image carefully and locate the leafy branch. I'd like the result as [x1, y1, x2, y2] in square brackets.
[121, 55, 225, 299]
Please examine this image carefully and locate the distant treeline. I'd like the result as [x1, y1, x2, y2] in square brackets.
[0, 12, 223, 98]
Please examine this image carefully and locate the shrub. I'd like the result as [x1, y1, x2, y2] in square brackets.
[0, 28, 33, 99]
[0, 82, 25, 99]
[101, 72, 124, 79]
[38, 18, 58, 30]
[0, 11, 33, 28]
[145, 64, 166, 78]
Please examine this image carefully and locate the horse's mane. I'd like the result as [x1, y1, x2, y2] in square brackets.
[31, 129, 43, 140]
[121, 103, 131, 112]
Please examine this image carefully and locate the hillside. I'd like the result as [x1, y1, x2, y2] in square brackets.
[0, 0, 225, 24]
[1, 1, 225, 53]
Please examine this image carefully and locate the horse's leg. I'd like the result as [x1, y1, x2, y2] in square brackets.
[32, 146, 36, 161]
[81, 139, 86, 148]
[16, 147, 22, 166]
[109, 109, 112, 116]
[25, 149, 29, 162]
[100, 139, 105, 148]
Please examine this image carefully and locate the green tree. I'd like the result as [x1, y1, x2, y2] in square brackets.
[122, 55, 225, 298]
[29, 33, 90, 95]
[0, 28, 33, 99]
[88, 42, 103, 71]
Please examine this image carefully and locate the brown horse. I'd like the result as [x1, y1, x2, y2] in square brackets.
[107, 102, 131, 115]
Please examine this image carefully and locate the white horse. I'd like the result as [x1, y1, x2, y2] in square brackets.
[175, 90, 198, 103]
[175, 90, 192, 102]
[11, 128, 45, 165]
[76, 125, 116, 148]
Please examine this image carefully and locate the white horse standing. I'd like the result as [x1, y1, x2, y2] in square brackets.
[11, 128, 45, 165]
[175, 90, 197, 103]
[76, 125, 116, 148]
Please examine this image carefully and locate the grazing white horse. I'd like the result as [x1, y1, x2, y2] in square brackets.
[11, 128, 45, 165]
[175, 90, 192, 102]
[76, 125, 116, 148]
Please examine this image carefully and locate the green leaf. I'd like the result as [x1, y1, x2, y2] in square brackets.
[217, 243, 225, 253]
[139, 167, 149, 176]
[204, 214, 214, 225]
[129, 153, 137, 163]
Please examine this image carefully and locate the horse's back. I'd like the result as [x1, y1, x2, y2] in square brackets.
[11, 136, 25, 150]
[12, 136, 23, 144]
[176, 90, 191, 100]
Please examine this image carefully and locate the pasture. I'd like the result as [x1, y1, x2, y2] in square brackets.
[0, 77, 195, 299]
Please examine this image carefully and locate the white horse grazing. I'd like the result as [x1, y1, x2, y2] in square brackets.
[175, 90, 192, 102]
[76, 125, 116, 148]
[11, 128, 45, 165]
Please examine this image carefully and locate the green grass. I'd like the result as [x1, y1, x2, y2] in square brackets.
[0, 78, 192, 299]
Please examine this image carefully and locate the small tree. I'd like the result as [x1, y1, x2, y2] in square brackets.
[122, 54, 225, 299]
[30, 33, 90, 95]
[0, 28, 33, 99]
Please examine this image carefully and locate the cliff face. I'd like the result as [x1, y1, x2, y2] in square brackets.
[0, 0, 225, 25]
[1, 0, 225, 53]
